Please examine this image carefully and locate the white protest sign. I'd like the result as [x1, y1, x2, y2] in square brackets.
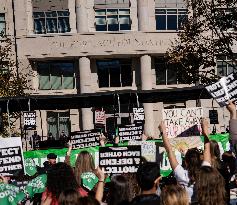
[0, 137, 25, 176]
[162, 107, 203, 138]
[205, 72, 237, 106]
[128, 141, 156, 162]
[133, 108, 145, 121]
[95, 110, 106, 125]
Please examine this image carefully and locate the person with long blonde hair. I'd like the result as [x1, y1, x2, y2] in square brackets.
[74, 151, 95, 186]
[160, 184, 189, 205]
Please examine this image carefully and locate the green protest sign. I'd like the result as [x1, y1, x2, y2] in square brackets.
[24, 158, 37, 176]
[0, 183, 25, 205]
[81, 172, 98, 191]
[25, 174, 47, 198]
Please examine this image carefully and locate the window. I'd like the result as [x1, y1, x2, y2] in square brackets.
[155, 58, 177, 85]
[155, 8, 187, 30]
[0, 14, 5, 34]
[47, 111, 70, 139]
[37, 61, 75, 90]
[33, 11, 70, 34]
[97, 59, 132, 87]
[217, 55, 237, 76]
[95, 9, 131, 31]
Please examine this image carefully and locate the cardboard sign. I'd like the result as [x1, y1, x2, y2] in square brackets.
[23, 111, 36, 130]
[205, 73, 237, 106]
[99, 146, 141, 174]
[0, 137, 25, 176]
[70, 130, 101, 149]
[162, 107, 203, 138]
[169, 136, 202, 151]
[128, 141, 156, 162]
[95, 110, 106, 125]
[118, 124, 143, 141]
[133, 108, 145, 123]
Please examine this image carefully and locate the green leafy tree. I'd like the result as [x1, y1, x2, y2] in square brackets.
[166, 0, 237, 84]
[0, 32, 28, 136]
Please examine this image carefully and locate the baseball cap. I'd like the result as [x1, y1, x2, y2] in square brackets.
[47, 153, 57, 159]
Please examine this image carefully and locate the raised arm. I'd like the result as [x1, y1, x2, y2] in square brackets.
[64, 142, 72, 165]
[159, 121, 179, 170]
[227, 101, 237, 147]
[202, 118, 211, 165]
[95, 167, 105, 203]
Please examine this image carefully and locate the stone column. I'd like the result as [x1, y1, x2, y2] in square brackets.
[76, 0, 88, 32]
[68, 0, 77, 33]
[140, 55, 155, 137]
[137, 0, 156, 31]
[26, 0, 34, 34]
[79, 57, 94, 130]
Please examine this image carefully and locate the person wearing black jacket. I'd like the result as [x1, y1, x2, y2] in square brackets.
[43, 153, 57, 173]
[130, 162, 161, 205]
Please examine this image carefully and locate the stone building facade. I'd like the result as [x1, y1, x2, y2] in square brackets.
[0, 0, 232, 141]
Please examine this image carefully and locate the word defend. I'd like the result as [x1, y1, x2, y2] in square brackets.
[162, 107, 203, 138]
[99, 146, 141, 174]
[0, 137, 24, 176]
[118, 125, 143, 141]
[23, 111, 36, 130]
[205, 73, 237, 106]
[70, 130, 101, 149]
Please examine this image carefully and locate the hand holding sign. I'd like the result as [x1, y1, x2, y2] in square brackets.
[0, 176, 8, 184]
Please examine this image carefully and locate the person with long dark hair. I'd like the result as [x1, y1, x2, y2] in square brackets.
[107, 175, 132, 205]
[41, 162, 86, 205]
[58, 189, 81, 205]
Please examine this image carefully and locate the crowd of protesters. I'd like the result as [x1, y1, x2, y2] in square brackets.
[1, 101, 237, 205]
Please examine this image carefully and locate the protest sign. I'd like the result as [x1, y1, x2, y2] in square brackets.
[99, 146, 141, 174]
[95, 110, 106, 125]
[118, 124, 143, 141]
[169, 136, 202, 151]
[133, 108, 145, 124]
[205, 72, 237, 106]
[162, 107, 203, 138]
[25, 174, 47, 198]
[0, 138, 25, 176]
[24, 158, 37, 176]
[23, 111, 36, 130]
[0, 183, 25, 205]
[128, 141, 156, 162]
[70, 130, 101, 149]
[81, 172, 98, 191]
